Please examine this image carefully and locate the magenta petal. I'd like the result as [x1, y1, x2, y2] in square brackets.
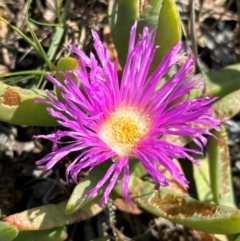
[100, 157, 127, 205]
[87, 161, 119, 198]
[122, 158, 132, 203]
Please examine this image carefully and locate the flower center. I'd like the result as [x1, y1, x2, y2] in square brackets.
[99, 107, 149, 156]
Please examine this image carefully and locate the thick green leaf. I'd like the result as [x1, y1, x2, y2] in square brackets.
[137, 0, 163, 29]
[65, 176, 99, 214]
[208, 125, 234, 207]
[4, 200, 102, 230]
[114, 175, 240, 234]
[66, 158, 147, 214]
[0, 81, 57, 126]
[55, 57, 79, 102]
[130, 158, 147, 178]
[213, 89, 240, 121]
[203, 63, 240, 98]
[112, 0, 181, 70]
[65, 167, 107, 214]
[0, 57, 79, 126]
[193, 157, 213, 202]
[13, 227, 67, 241]
[112, 0, 139, 67]
[0, 221, 19, 241]
[189, 63, 240, 99]
[151, 0, 181, 69]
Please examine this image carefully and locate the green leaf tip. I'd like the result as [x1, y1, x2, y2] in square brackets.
[0, 221, 19, 241]
[55, 57, 79, 102]
[152, 0, 182, 65]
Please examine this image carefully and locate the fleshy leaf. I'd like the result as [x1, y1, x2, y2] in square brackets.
[13, 227, 67, 241]
[114, 175, 240, 234]
[213, 89, 240, 121]
[137, 0, 163, 32]
[203, 63, 240, 98]
[55, 57, 79, 102]
[66, 158, 146, 215]
[111, 0, 181, 69]
[0, 221, 19, 241]
[151, 0, 181, 69]
[112, 0, 139, 67]
[208, 125, 234, 207]
[66, 159, 126, 214]
[4, 200, 102, 230]
[0, 81, 57, 126]
[65, 167, 107, 214]
[189, 63, 240, 99]
[0, 58, 79, 126]
[193, 157, 213, 202]
[130, 158, 147, 178]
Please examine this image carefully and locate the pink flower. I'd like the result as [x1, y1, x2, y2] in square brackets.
[36, 22, 220, 205]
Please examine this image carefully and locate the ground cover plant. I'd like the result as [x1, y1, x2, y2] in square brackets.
[0, 0, 240, 240]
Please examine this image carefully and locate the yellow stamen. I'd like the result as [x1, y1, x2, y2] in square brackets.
[99, 107, 150, 156]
